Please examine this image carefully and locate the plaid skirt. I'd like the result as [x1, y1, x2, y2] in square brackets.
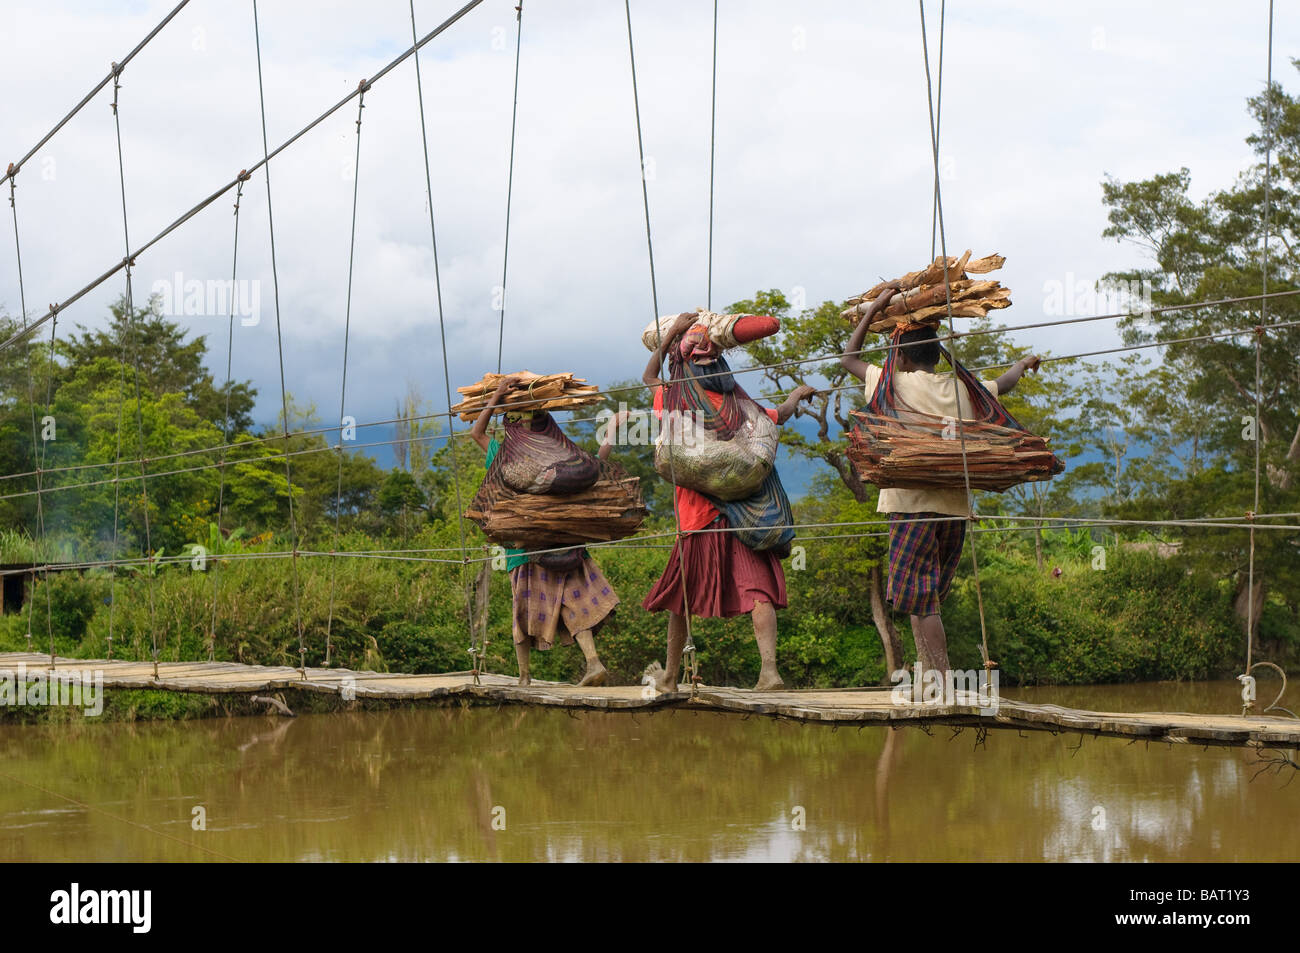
[509, 557, 619, 650]
[886, 512, 966, 616]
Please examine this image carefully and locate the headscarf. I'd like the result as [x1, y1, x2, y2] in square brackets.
[665, 347, 748, 439]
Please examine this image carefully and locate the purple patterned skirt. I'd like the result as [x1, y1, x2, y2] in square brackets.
[508, 556, 619, 649]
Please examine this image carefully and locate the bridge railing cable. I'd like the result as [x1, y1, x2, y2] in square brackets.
[0, 0, 488, 358]
[3, 0, 193, 185]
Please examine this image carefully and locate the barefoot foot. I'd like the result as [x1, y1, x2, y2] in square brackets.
[753, 670, 785, 692]
[643, 660, 678, 694]
[517, 673, 532, 687]
[577, 661, 608, 688]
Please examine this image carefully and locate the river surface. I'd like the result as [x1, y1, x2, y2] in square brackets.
[1, 681, 1296, 862]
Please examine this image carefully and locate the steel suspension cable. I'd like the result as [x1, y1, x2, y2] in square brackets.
[626, 0, 700, 695]
[1243, 0, 1275, 711]
[929, 0, 944, 259]
[409, 0, 480, 681]
[323, 82, 369, 668]
[252, 0, 307, 677]
[707, 0, 718, 311]
[207, 173, 251, 662]
[7, 173, 54, 662]
[0, 0, 488, 359]
[919, 0, 993, 675]
[111, 63, 163, 676]
[2, 0, 193, 185]
[497, 0, 524, 374]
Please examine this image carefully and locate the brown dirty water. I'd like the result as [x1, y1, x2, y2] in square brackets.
[0, 680, 1296, 862]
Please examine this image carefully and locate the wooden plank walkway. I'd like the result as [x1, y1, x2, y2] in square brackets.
[2, 652, 1297, 750]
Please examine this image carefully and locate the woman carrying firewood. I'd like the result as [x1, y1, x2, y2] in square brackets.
[640, 311, 816, 693]
[470, 375, 619, 688]
[840, 286, 1041, 675]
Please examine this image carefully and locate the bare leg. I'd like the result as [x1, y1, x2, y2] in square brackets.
[910, 612, 950, 675]
[515, 640, 531, 687]
[656, 612, 687, 693]
[751, 600, 784, 691]
[573, 630, 608, 687]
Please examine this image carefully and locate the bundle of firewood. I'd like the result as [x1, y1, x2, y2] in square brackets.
[847, 411, 1064, 492]
[465, 460, 648, 549]
[452, 371, 601, 421]
[841, 250, 1011, 333]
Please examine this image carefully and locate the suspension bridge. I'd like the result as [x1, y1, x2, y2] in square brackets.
[3, 651, 1299, 750]
[1, 0, 1296, 752]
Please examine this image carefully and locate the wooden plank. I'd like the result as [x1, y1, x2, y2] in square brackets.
[1, 654, 1295, 749]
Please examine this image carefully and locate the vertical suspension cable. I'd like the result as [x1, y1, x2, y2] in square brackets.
[207, 173, 251, 662]
[110, 65, 162, 675]
[929, 0, 944, 259]
[324, 82, 369, 668]
[625, 0, 699, 694]
[7, 170, 55, 662]
[410, 0, 479, 680]
[497, 0, 524, 374]
[1244, 0, 1274, 698]
[252, 0, 308, 677]
[38, 316, 58, 667]
[706, 0, 717, 311]
[918, 0, 992, 674]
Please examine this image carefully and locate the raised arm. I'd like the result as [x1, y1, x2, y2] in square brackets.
[469, 375, 520, 451]
[840, 285, 900, 380]
[993, 355, 1042, 395]
[642, 312, 700, 388]
[597, 408, 631, 461]
[775, 384, 818, 425]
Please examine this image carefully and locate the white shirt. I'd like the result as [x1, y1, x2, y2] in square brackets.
[860, 364, 1000, 517]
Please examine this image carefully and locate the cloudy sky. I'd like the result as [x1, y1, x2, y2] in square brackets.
[1, 0, 1293, 484]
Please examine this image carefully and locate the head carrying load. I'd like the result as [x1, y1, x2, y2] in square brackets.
[843, 252, 1066, 492]
[451, 371, 601, 420]
[650, 312, 795, 553]
[840, 249, 1011, 333]
[460, 370, 647, 550]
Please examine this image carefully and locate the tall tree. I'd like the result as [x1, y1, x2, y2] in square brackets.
[1099, 64, 1300, 647]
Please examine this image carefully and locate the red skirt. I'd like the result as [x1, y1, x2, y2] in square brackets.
[642, 516, 787, 618]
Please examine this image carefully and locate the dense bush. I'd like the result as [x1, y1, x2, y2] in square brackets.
[0, 518, 1264, 690]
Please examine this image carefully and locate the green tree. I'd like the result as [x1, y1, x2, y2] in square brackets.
[1099, 62, 1300, 652]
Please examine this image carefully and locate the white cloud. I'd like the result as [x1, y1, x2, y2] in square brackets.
[1, 0, 1293, 473]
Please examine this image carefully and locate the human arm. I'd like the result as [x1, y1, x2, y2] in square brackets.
[992, 355, 1042, 395]
[469, 375, 521, 451]
[642, 312, 699, 388]
[597, 408, 632, 461]
[840, 284, 900, 380]
[775, 384, 818, 425]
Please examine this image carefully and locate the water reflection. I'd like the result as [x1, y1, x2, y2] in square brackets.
[0, 681, 1295, 862]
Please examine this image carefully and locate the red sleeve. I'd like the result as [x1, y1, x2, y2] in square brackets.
[652, 385, 664, 419]
[766, 407, 779, 423]
[732, 313, 780, 343]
